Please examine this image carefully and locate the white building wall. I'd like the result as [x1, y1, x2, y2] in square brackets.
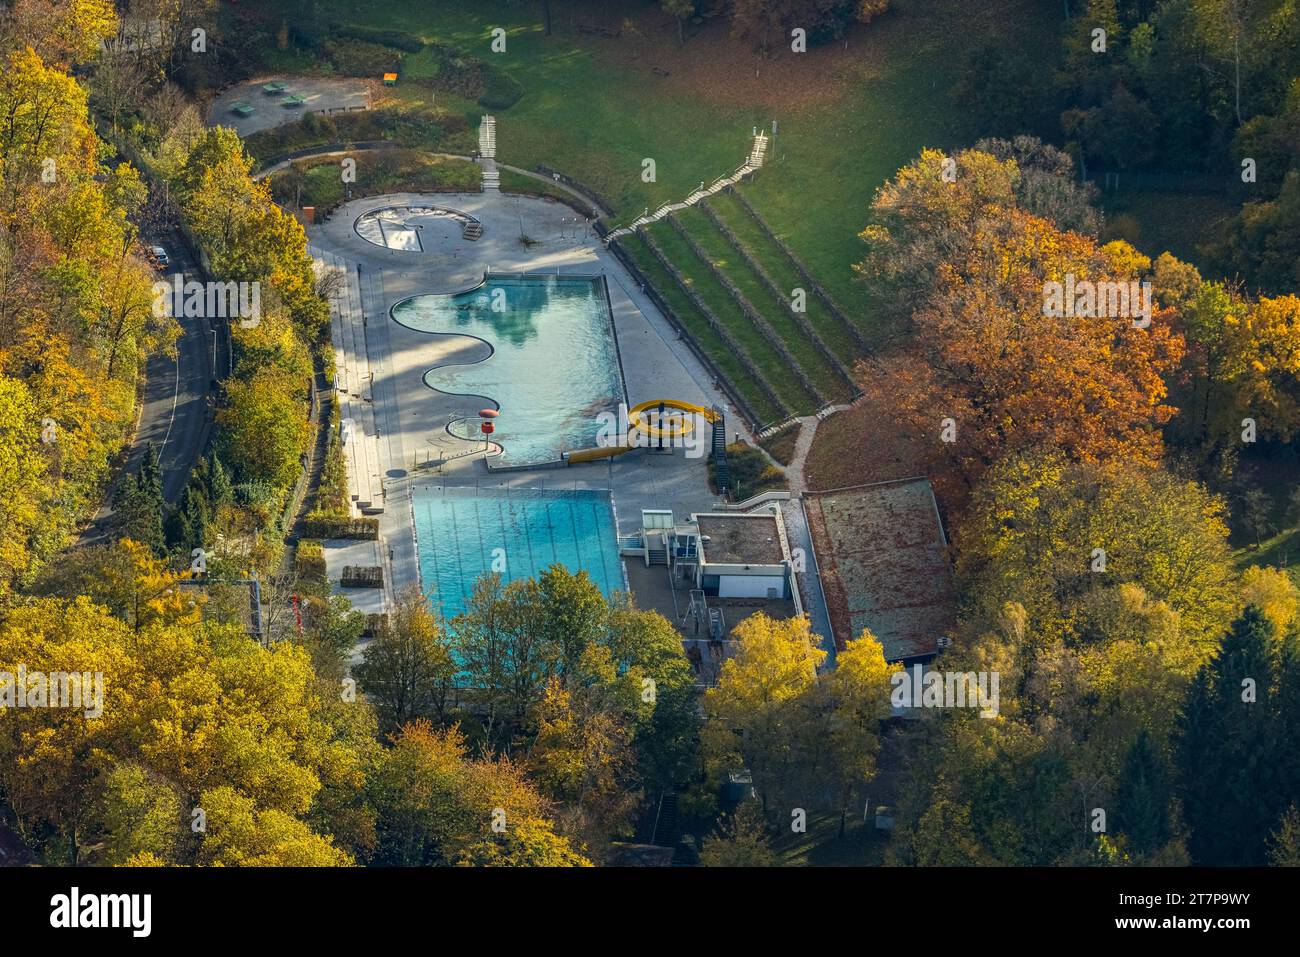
[719, 574, 787, 599]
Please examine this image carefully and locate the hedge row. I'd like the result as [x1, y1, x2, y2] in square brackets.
[341, 565, 384, 588]
[313, 398, 350, 518]
[301, 516, 379, 539]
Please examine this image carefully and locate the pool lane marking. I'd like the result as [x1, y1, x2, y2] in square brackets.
[422, 498, 444, 615]
[567, 494, 585, 582]
[472, 496, 489, 583]
[496, 498, 516, 584]
[517, 494, 537, 578]
[596, 495, 619, 599]
[594, 495, 619, 598]
[447, 497, 470, 610]
[544, 499, 560, 568]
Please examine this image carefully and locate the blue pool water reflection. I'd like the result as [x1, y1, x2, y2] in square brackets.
[391, 275, 625, 467]
[412, 485, 625, 622]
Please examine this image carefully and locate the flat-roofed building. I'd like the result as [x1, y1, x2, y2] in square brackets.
[804, 477, 956, 663]
[620, 504, 804, 686]
[692, 510, 791, 600]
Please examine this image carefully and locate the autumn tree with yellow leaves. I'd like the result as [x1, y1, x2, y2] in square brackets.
[702, 614, 898, 830]
[0, 28, 177, 591]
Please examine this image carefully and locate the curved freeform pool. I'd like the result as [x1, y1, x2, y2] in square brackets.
[391, 274, 625, 467]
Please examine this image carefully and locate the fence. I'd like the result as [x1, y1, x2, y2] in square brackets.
[534, 163, 613, 218]
[1087, 168, 1244, 196]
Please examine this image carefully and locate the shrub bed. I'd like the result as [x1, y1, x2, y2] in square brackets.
[301, 516, 379, 539]
[709, 442, 787, 497]
[341, 565, 384, 588]
[294, 539, 328, 584]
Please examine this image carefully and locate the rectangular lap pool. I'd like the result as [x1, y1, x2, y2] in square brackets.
[412, 485, 626, 621]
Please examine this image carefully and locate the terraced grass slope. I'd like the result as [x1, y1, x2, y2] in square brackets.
[615, 231, 783, 426]
[614, 184, 874, 429]
[705, 190, 875, 357]
[645, 218, 817, 419]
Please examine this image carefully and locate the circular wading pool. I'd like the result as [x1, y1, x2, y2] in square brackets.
[353, 204, 482, 252]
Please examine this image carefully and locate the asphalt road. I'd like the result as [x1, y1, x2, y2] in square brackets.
[80, 227, 217, 545]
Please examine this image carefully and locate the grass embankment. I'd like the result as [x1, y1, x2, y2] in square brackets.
[617, 232, 783, 425]
[646, 218, 817, 416]
[268, 150, 481, 214]
[255, 0, 1063, 338]
[760, 427, 801, 467]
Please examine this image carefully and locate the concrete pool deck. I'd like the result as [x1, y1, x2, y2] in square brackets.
[307, 189, 747, 610]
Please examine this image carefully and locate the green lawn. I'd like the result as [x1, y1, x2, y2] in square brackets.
[760, 425, 801, 467]
[256, 0, 1064, 336]
[1236, 528, 1300, 587]
[496, 167, 581, 205]
[675, 204, 851, 402]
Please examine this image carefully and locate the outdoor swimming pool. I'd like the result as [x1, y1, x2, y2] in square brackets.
[412, 485, 625, 622]
[391, 274, 625, 467]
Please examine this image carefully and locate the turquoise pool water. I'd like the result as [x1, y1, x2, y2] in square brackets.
[412, 486, 624, 622]
[391, 275, 624, 467]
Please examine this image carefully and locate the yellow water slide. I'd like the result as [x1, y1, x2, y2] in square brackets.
[563, 400, 719, 464]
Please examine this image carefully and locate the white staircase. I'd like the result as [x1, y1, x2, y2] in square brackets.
[604, 132, 768, 242]
[478, 116, 500, 191]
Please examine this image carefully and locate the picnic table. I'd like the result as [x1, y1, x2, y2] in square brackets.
[230, 101, 254, 117]
[262, 81, 287, 94]
[282, 93, 307, 108]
